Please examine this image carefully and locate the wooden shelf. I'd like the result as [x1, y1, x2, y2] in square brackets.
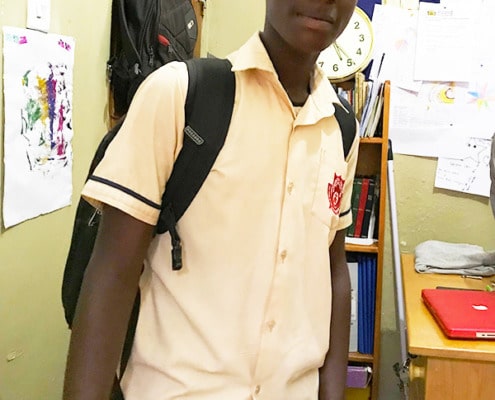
[345, 242, 379, 253]
[349, 352, 374, 363]
[344, 81, 390, 400]
[360, 137, 384, 145]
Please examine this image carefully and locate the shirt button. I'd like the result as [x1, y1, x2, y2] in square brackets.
[266, 320, 276, 332]
[280, 250, 287, 262]
[254, 385, 261, 395]
[287, 182, 294, 194]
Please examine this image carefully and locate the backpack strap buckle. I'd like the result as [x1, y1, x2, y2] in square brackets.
[159, 204, 183, 271]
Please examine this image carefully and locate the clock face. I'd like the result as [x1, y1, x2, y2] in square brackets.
[317, 7, 374, 82]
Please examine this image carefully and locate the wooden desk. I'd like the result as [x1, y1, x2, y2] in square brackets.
[401, 253, 495, 400]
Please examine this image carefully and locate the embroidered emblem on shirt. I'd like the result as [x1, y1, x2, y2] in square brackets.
[328, 173, 345, 214]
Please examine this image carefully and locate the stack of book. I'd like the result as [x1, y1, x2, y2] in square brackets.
[347, 254, 377, 355]
[346, 175, 380, 246]
[358, 80, 384, 138]
[335, 73, 384, 139]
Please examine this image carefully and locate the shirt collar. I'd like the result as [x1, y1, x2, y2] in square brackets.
[228, 33, 277, 74]
[228, 33, 342, 124]
[300, 66, 340, 124]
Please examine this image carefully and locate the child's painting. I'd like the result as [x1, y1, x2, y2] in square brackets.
[3, 26, 75, 228]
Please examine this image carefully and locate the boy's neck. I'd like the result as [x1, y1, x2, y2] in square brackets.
[259, 30, 316, 105]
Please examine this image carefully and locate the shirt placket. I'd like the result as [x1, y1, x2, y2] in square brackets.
[250, 122, 304, 399]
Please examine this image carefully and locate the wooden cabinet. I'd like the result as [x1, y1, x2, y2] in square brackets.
[401, 253, 495, 400]
[345, 81, 390, 400]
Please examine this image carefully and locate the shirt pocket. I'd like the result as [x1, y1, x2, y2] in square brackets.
[310, 149, 348, 228]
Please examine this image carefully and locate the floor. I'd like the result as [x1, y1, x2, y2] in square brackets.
[378, 330, 406, 400]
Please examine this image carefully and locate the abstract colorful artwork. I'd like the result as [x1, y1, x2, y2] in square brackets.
[3, 27, 75, 228]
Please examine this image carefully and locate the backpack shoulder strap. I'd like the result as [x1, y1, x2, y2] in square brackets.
[333, 95, 358, 159]
[156, 57, 236, 269]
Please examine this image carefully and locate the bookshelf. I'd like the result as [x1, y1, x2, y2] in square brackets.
[344, 81, 390, 400]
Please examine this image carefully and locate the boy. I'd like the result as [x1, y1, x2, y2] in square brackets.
[63, 0, 359, 399]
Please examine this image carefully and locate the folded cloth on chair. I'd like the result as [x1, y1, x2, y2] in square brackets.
[415, 240, 495, 276]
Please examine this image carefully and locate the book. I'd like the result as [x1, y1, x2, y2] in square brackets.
[345, 237, 375, 246]
[367, 176, 380, 240]
[353, 177, 370, 238]
[359, 80, 382, 138]
[347, 177, 363, 238]
[363, 83, 385, 138]
[360, 177, 376, 239]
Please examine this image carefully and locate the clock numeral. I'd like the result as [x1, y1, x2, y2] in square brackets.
[315, 7, 374, 81]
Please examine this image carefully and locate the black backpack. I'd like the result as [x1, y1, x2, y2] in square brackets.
[62, 57, 235, 328]
[62, 57, 357, 397]
[108, 0, 198, 117]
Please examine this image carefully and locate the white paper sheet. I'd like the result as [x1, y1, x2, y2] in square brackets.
[374, 1, 495, 197]
[389, 81, 495, 158]
[435, 137, 491, 197]
[369, 5, 421, 92]
[3, 27, 75, 228]
[413, 2, 478, 82]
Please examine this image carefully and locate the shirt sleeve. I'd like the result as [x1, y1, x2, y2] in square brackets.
[81, 62, 188, 225]
[335, 124, 360, 231]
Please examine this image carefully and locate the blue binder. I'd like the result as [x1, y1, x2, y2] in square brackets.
[357, 255, 377, 354]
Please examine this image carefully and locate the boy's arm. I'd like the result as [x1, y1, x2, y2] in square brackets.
[63, 205, 154, 400]
[319, 229, 351, 400]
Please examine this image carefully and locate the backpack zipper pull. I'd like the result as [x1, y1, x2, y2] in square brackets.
[171, 238, 183, 271]
[148, 46, 155, 67]
[88, 208, 101, 227]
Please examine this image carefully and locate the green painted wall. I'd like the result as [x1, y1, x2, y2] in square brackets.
[0, 1, 112, 399]
[2, 0, 495, 398]
[201, 0, 265, 57]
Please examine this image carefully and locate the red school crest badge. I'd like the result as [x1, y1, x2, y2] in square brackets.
[328, 173, 345, 214]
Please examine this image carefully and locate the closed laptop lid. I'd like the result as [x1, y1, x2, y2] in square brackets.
[421, 288, 495, 340]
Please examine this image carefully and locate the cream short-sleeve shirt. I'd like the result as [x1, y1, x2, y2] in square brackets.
[82, 33, 359, 400]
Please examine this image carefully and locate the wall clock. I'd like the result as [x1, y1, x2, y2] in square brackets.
[317, 7, 374, 83]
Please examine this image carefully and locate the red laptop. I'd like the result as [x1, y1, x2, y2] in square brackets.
[421, 288, 495, 340]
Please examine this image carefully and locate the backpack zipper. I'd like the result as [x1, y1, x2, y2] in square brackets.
[138, 1, 159, 70]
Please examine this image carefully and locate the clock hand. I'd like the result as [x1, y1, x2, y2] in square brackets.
[334, 41, 352, 62]
[332, 43, 343, 61]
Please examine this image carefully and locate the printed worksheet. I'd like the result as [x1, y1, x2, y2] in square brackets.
[435, 137, 491, 197]
[414, 2, 479, 82]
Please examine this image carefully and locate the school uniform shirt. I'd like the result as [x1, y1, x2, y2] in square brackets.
[82, 33, 359, 400]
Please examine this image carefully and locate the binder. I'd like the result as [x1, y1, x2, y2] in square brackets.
[348, 261, 359, 352]
[346, 365, 373, 388]
[357, 254, 377, 354]
[357, 256, 366, 353]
